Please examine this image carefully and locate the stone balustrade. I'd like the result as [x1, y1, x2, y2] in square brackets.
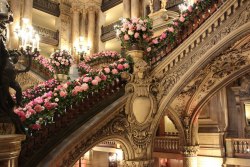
[226, 138, 250, 158]
[101, 20, 120, 42]
[33, 25, 59, 46]
[154, 136, 180, 153]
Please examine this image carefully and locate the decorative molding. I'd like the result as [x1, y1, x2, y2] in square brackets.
[101, 0, 122, 12]
[156, 0, 250, 102]
[33, 25, 59, 46]
[101, 20, 120, 42]
[182, 145, 199, 157]
[33, 0, 60, 17]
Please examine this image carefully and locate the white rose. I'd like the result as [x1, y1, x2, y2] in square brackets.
[128, 30, 134, 35]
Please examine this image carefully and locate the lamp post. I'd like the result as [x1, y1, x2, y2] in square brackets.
[74, 36, 91, 62]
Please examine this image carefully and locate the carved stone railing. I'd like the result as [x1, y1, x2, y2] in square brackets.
[151, 0, 238, 75]
[33, 25, 59, 46]
[166, 0, 183, 9]
[225, 138, 250, 158]
[101, 0, 123, 12]
[33, 0, 60, 17]
[101, 20, 120, 42]
[98, 140, 117, 148]
[154, 136, 180, 153]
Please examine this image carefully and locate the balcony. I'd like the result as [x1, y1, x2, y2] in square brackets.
[101, 0, 123, 12]
[226, 138, 250, 158]
[33, 25, 59, 46]
[101, 20, 120, 42]
[154, 136, 180, 153]
[33, 0, 60, 17]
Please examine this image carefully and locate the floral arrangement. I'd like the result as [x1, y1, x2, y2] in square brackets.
[78, 51, 121, 75]
[50, 50, 73, 74]
[84, 51, 120, 65]
[32, 55, 55, 77]
[146, 0, 222, 62]
[114, 17, 153, 51]
[78, 62, 92, 75]
[14, 58, 130, 131]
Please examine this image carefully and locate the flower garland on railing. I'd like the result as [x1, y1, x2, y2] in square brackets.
[84, 51, 120, 65]
[78, 51, 121, 75]
[32, 55, 55, 77]
[146, 0, 223, 63]
[14, 58, 130, 131]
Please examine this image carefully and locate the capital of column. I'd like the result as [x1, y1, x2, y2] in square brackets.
[182, 145, 199, 157]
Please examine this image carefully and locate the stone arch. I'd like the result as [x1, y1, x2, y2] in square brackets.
[153, 10, 250, 146]
[68, 135, 134, 167]
[189, 66, 250, 145]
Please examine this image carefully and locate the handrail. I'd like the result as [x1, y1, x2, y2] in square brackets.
[154, 136, 180, 153]
[225, 138, 250, 158]
[19, 83, 126, 167]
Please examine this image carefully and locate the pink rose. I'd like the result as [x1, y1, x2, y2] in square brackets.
[134, 32, 139, 39]
[59, 91, 67, 97]
[95, 76, 102, 82]
[188, 6, 192, 12]
[152, 39, 159, 44]
[56, 62, 60, 66]
[34, 97, 44, 104]
[147, 47, 152, 52]
[104, 68, 110, 74]
[123, 63, 129, 69]
[34, 104, 44, 113]
[143, 34, 147, 39]
[160, 33, 167, 39]
[117, 64, 124, 70]
[124, 34, 130, 41]
[168, 27, 174, 32]
[174, 21, 179, 26]
[101, 75, 107, 81]
[83, 77, 91, 83]
[81, 83, 89, 91]
[179, 15, 185, 22]
[91, 79, 99, 86]
[112, 69, 118, 75]
[141, 26, 146, 31]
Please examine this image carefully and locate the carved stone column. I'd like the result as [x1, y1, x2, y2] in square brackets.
[0, 135, 26, 167]
[80, 10, 87, 38]
[58, 4, 71, 51]
[131, 0, 140, 18]
[71, 5, 80, 62]
[182, 146, 199, 167]
[122, 50, 159, 166]
[8, 0, 21, 49]
[23, 0, 33, 22]
[87, 7, 96, 54]
[123, 0, 131, 18]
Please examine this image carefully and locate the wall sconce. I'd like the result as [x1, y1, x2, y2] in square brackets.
[74, 36, 91, 61]
[14, 18, 40, 57]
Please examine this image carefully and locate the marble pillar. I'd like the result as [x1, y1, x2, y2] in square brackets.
[8, 0, 21, 49]
[131, 0, 140, 18]
[23, 0, 33, 22]
[71, 7, 80, 62]
[80, 11, 87, 38]
[183, 146, 199, 167]
[123, 0, 131, 18]
[87, 7, 96, 54]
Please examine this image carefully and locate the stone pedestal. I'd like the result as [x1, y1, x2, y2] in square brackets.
[149, 9, 179, 36]
[0, 135, 26, 167]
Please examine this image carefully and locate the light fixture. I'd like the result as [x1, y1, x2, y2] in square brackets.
[74, 36, 91, 61]
[108, 152, 117, 167]
[14, 18, 40, 56]
[244, 103, 250, 125]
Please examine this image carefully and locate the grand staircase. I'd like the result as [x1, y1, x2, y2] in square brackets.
[17, 0, 250, 166]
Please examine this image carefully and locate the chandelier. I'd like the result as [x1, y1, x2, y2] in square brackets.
[74, 36, 91, 61]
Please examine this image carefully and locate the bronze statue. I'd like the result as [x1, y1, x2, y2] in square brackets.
[0, 0, 25, 134]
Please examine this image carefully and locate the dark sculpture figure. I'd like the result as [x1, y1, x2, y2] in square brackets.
[0, 0, 26, 134]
